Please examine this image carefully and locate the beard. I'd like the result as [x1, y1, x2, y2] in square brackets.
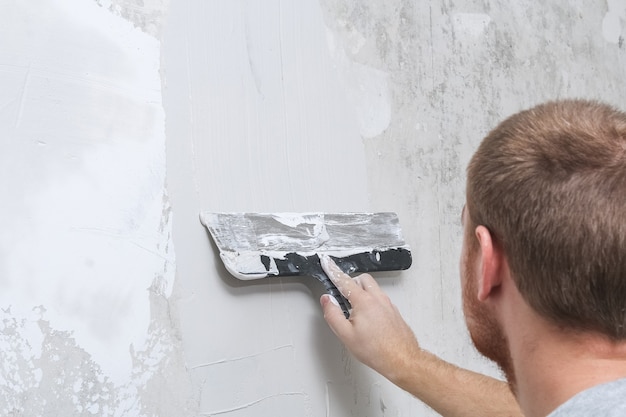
[462, 247, 517, 391]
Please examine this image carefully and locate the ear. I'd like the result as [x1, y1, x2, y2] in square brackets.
[474, 225, 504, 302]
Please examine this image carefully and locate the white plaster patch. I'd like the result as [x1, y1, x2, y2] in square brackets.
[452, 13, 492, 37]
[329, 18, 368, 55]
[602, 0, 626, 44]
[326, 28, 392, 139]
[0, 0, 172, 391]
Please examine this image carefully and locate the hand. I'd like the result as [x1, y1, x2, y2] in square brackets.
[319, 255, 523, 417]
[319, 254, 421, 383]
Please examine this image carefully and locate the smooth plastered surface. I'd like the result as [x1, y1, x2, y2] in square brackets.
[2, 0, 625, 416]
[0, 1, 191, 415]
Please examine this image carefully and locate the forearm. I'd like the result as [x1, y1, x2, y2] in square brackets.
[392, 349, 522, 417]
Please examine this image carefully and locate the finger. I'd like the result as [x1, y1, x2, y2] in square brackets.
[320, 254, 362, 298]
[320, 294, 352, 334]
[353, 274, 382, 293]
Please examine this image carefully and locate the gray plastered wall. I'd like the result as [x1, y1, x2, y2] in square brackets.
[0, 0, 624, 416]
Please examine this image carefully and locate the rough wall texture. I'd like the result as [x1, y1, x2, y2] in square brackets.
[318, 0, 626, 372]
[1, 0, 624, 416]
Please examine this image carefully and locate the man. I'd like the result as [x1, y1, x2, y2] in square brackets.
[319, 99, 626, 417]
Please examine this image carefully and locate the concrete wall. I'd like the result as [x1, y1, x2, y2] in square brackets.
[1, 0, 624, 416]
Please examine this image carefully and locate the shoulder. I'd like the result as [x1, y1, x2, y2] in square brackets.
[549, 378, 626, 417]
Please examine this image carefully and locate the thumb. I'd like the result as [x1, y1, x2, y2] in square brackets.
[320, 294, 352, 337]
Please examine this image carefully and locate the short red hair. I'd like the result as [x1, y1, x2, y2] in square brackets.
[467, 99, 626, 339]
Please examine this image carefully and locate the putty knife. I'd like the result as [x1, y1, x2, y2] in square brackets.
[200, 212, 412, 318]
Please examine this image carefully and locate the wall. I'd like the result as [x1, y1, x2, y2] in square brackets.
[1, 0, 624, 416]
[0, 1, 191, 415]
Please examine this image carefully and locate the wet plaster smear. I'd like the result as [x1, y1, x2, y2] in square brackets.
[1, 0, 625, 416]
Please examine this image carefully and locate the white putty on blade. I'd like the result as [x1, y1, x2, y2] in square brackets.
[200, 212, 411, 280]
[219, 251, 279, 280]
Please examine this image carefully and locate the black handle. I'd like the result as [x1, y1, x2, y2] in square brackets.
[316, 272, 352, 318]
[270, 252, 355, 318]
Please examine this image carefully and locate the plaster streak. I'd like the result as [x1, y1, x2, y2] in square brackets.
[196, 343, 302, 414]
[326, 28, 392, 138]
[189, 344, 294, 369]
[602, 0, 626, 44]
[201, 392, 308, 416]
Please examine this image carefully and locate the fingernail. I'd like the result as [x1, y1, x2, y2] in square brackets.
[322, 294, 340, 307]
[319, 254, 342, 283]
[319, 253, 331, 268]
[320, 253, 337, 272]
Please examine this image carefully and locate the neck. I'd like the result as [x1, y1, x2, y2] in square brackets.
[503, 299, 626, 417]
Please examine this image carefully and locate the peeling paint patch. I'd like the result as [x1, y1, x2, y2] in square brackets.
[95, 0, 169, 38]
[0, 308, 117, 416]
[0, 289, 195, 417]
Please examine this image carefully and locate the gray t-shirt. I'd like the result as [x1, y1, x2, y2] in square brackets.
[548, 377, 626, 416]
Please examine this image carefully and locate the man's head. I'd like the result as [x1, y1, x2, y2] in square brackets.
[464, 99, 626, 341]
